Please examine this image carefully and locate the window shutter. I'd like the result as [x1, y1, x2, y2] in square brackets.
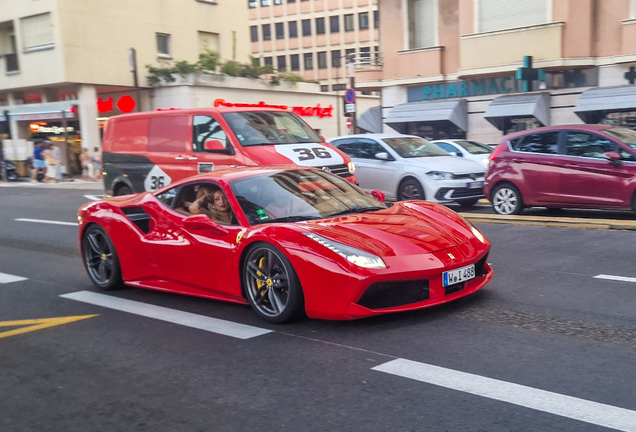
[21, 13, 53, 49]
[478, 0, 548, 33]
[408, 0, 436, 49]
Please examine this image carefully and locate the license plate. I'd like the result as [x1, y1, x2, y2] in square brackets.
[443, 264, 475, 287]
[467, 181, 483, 189]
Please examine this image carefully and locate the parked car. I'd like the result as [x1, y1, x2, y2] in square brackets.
[78, 166, 493, 323]
[328, 134, 486, 207]
[102, 107, 356, 196]
[484, 124, 636, 215]
[431, 139, 493, 169]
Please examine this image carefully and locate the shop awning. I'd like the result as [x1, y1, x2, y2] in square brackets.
[575, 85, 636, 123]
[8, 102, 76, 121]
[385, 99, 468, 133]
[484, 93, 550, 130]
[357, 106, 382, 133]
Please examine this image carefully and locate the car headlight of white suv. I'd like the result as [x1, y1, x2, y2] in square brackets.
[426, 171, 455, 180]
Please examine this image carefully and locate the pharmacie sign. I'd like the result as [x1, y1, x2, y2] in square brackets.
[407, 75, 524, 102]
[213, 99, 334, 118]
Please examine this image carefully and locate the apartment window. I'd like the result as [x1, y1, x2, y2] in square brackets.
[478, 0, 548, 33]
[262, 24, 271, 41]
[345, 48, 355, 61]
[21, 13, 54, 50]
[277, 55, 286, 71]
[156, 33, 171, 56]
[274, 0, 283, 4]
[248, 0, 257, 7]
[330, 16, 340, 33]
[275, 22, 285, 39]
[261, 0, 270, 6]
[344, 14, 354, 31]
[359, 12, 369, 30]
[302, 19, 311, 36]
[333, 83, 346, 91]
[250, 26, 259, 42]
[288, 0, 296, 3]
[264, 56, 273, 66]
[317, 51, 327, 69]
[289, 21, 298, 38]
[374, 10, 379, 28]
[290, 54, 300, 71]
[408, 0, 436, 49]
[331, 50, 341, 68]
[360, 47, 371, 62]
[320, 85, 329, 92]
[304, 52, 313, 70]
[316, 17, 326, 35]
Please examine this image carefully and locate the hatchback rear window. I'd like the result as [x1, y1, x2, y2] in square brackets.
[513, 132, 559, 154]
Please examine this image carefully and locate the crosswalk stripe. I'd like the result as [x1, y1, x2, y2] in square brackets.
[594, 274, 636, 283]
[60, 291, 272, 340]
[15, 218, 78, 226]
[373, 358, 636, 432]
[0, 272, 28, 284]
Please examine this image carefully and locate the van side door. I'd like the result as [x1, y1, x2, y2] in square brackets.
[145, 115, 191, 191]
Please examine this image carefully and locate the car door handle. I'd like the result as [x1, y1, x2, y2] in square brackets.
[188, 157, 198, 161]
[175, 156, 184, 160]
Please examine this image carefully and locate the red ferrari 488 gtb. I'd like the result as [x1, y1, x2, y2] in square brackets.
[79, 166, 493, 323]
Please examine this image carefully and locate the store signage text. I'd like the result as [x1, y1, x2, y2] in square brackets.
[213, 99, 334, 118]
[408, 76, 522, 102]
[97, 95, 136, 114]
[30, 124, 75, 134]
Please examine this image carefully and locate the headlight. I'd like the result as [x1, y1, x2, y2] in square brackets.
[482, 158, 490, 165]
[426, 171, 455, 180]
[305, 233, 386, 269]
[469, 223, 486, 244]
[347, 161, 356, 174]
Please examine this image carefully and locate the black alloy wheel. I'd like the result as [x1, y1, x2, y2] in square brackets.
[82, 225, 123, 291]
[398, 178, 425, 201]
[243, 243, 304, 323]
[491, 183, 524, 215]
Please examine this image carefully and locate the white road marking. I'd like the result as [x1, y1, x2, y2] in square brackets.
[373, 358, 636, 432]
[60, 291, 272, 340]
[83, 194, 103, 201]
[15, 218, 78, 226]
[0, 272, 28, 284]
[594, 274, 636, 283]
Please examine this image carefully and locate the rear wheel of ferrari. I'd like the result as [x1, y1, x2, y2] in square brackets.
[243, 243, 304, 324]
[81, 224, 123, 291]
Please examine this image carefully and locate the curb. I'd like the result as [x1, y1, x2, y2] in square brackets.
[460, 212, 636, 231]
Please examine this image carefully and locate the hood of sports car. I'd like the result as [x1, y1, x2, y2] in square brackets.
[303, 202, 474, 257]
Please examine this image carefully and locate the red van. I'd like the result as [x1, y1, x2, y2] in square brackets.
[102, 107, 357, 196]
[484, 124, 636, 215]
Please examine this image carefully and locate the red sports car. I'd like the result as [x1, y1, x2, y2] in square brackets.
[78, 166, 493, 323]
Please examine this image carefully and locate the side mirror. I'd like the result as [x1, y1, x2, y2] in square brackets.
[449, 151, 460, 157]
[371, 190, 386, 203]
[375, 152, 390, 161]
[603, 151, 621, 161]
[183, 214, 229, 236]
[204, 139, 226, 152]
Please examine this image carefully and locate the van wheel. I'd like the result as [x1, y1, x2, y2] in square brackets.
[115, 185, 132, 196]
[492, 183, 524, 215]
[398, 178, 425, 201]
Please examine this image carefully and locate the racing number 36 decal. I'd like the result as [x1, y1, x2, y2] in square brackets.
[144, 165, 172, 192]
[292, 147, 332, 161]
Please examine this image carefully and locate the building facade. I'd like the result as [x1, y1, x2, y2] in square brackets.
[248, 0, 379, 92]
[0, 0, 249, 172]
[357, 0, 636, 145]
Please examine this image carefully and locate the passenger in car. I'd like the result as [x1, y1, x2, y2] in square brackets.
[189, 185, 237, 224]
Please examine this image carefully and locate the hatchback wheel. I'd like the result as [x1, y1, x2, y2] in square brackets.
[243, 243, 304, 323]
[492, 183, 524, 215]
[82, 224, 124, 291]
[398, 178, 425, 201]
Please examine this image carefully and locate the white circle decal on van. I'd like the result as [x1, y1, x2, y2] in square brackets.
[274, 144, 344, 167]
[144, 165, 172, 191]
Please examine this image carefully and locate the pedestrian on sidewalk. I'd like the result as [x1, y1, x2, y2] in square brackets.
[51, 142, 64, 181]
[92, 147, 102, 182]
[81, 148, 93, 180]
[31, 140, 46, 182]
[42, 142, 58, 183]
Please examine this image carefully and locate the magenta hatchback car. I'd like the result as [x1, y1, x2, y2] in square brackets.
[484, 125, 636, 215]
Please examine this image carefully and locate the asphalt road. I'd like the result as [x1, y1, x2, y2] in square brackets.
[1, 184, 636, 432]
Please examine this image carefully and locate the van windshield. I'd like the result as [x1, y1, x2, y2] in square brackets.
[222, 111, 323, 146]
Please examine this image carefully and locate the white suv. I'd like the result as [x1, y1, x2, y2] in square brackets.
[328, 134, 486, 207]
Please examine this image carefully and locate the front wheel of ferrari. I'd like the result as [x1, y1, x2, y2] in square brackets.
[243, 243, 304, 324]
[81, 224, 124, 291]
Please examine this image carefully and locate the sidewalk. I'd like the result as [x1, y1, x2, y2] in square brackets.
[0, 178, 104, 190]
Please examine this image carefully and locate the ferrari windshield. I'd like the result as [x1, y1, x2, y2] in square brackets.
[230, 170, 386, 225]
[383, 137, 449, 158]
[222, 111, 323, 146]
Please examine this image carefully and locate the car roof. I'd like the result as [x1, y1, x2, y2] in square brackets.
[108, 106, 289, 121]
[502, 124, 614, 141]
[327, 133, 421, 141]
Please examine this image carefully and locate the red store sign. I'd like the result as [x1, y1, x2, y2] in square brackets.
[213, 99, 334, 118]
[98, 95, 136, 114]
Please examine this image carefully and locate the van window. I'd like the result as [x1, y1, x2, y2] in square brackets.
[514, 132, 558, 154]
[148, 115, 189, 153]
[193, 116, 228, 152]
[222, 111, 322, 146]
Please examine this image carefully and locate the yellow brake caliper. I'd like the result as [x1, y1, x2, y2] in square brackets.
[256, 257, 269, 302]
